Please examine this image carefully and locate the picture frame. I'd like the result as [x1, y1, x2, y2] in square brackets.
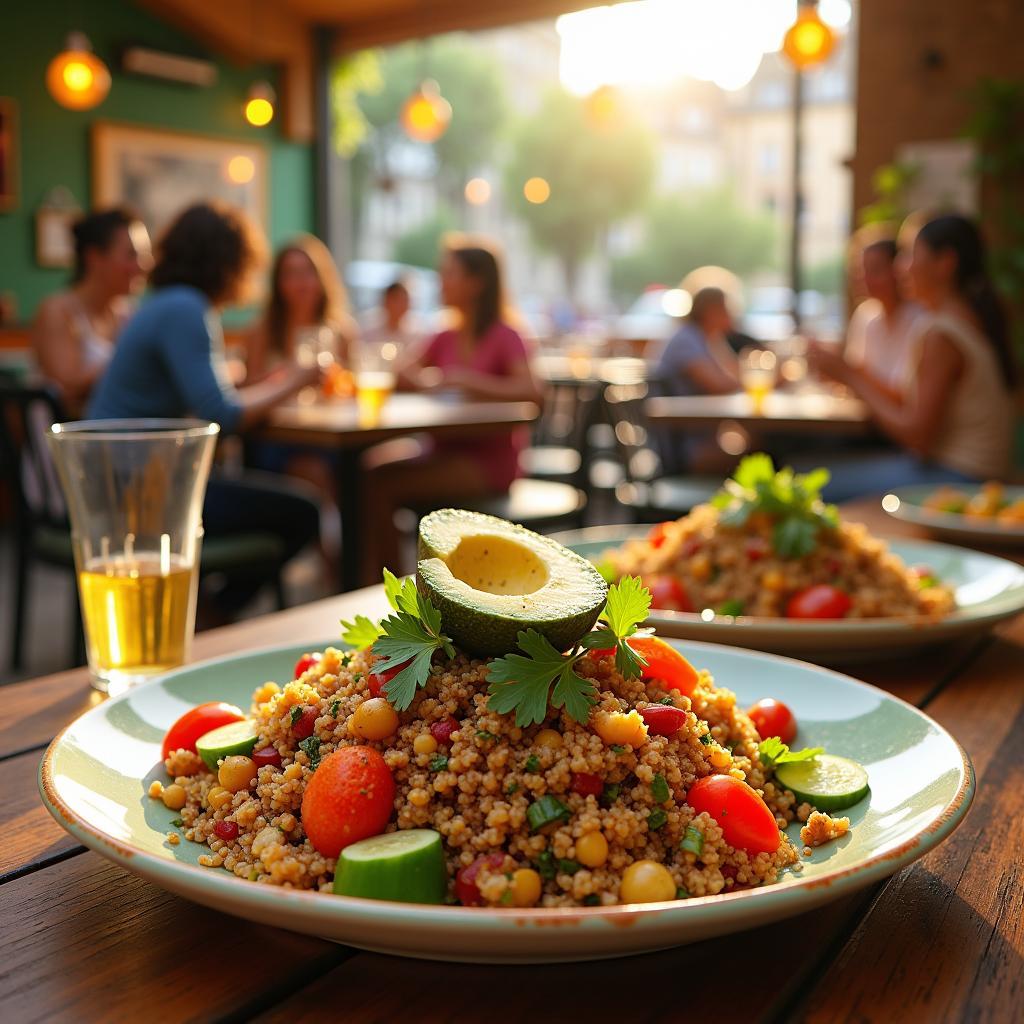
[0, 98, 17, 212]
[35, 203, 80, 269]
[91, 121, 268, 239]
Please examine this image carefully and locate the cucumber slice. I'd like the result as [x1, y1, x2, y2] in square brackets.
[775, 754, 869, 811]
[196, 720, 259, 771]
[333, 829, 447, 904]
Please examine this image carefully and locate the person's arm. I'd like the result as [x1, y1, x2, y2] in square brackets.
[396, 334, 444, 391]
[657, 325, 737, 396]
[30, 297, 104, 402]
[443, 329, 543, 403]
[811, 331, 963, 454]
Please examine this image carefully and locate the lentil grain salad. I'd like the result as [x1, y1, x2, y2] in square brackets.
[150, 509, 867, 909]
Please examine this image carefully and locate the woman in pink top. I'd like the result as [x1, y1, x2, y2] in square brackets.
[360, 237, 542, 581]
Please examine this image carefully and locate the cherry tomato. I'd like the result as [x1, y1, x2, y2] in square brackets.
[455, 853, 507, 906]
[639, 704, 687, 736]
[647, 575, 694, 613]
[294, 652, 322, 679]
[744, 538, 769, 561]
[252, 747, 283, 770]
[687, 775, 780, 854]
[367, 660, 411, 698]
[430, 717, 459, 745]
[648, 522, 673, 549]
[213, 820, 238, 842]
[747, 698, 797, 745]
[161, 702, 245, 760]
[571, 772, 604, 797]
[301, 747, 395, 857]
[633, 637, 700, 696]
[292, 706, 319, 740]
[785, 584, 852, 619]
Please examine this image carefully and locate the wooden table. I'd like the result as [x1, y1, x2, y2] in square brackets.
[646, 390, 872, 436]
[535, 354, 648, 386]
[258, 394, 539, 591]
[3, 499, 1022, 1023]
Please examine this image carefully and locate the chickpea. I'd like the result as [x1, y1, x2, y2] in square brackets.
[413, 733, 438, 756]
[206, 786, 232, 810]
[218, 755, 258, 793]
[161, 783, 187, 811]
[593, 710, 648, 748]
[534, 728, 563, 750]
[575, 831, 609, 869]
[620, 860, 676, 904]
[349, 697, 400, 741]
[510, 868, 542, 907]
[690, 554, 712, 582]
[762, 569, 786, 592]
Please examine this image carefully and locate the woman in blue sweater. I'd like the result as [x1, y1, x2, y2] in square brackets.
[90, 202, 320, 613]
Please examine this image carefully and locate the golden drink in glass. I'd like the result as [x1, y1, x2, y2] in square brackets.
[740, 348, 778, 413]
[356, 370, 395, 426]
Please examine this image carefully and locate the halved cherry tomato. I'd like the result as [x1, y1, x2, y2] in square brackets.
[744, 538, 769, 561]
[571, 772, 604, 797]
[747, 698, 797, 745]
[647, 522, 673, 549]
[647, 575, 694, 613]
[639, 704, 687, 736]
[292, 706, 319, 740]
[367, 660, 411, 698]
[161, 702, 245, 760]
[294, 652, 322, 679]
[455, 853, 507, 906]
[687, 775, 780, 854]
[785, 584, 852, 619]
[590, 637, 699, 697]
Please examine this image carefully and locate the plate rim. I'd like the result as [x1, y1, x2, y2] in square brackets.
[40, 636, 976, 931]
[883, 483, 1024, 541]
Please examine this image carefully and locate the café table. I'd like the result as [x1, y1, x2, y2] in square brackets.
[2, 498, 1021, 1023]
[256, 393, 539, 591]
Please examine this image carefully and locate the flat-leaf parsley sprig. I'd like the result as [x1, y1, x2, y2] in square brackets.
[757, 737, 823, 769]
[487, 577, 652, 728]
[340, 568, 419, 649]
[710, 453, 839, 559]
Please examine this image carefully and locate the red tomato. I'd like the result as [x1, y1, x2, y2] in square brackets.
[747, 698, 797, 745]
[213, 820, 238, 842]
[455, 853, 507, 906]
[252, 747, 283, 770]
[785, 584, 852, 619]
[687, 775, 780, 855]
[161, 702, 245, 760]
[301, 747, 395, 857]
[633, 637, 700, 697]
[571, 772, 604, 797]
[292, 706, 319, 740]
[367, 660, 411, 698]
[648, 522, 672, 549]
[639, 704, 688, 736]
[647, 575, 694, 613]
[294, 652, 322, 679]
[430, 717, 460, 746]
[744, 538, 769, 561]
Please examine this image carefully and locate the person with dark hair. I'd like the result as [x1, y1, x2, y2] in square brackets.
[841, 227, 923, 394]
[809, 213, 1016, 495]
[361, 236, 542, 580]
[361, 279, 417, 347]
[89, 201, 321, 616]
[31, 207, 150, 414]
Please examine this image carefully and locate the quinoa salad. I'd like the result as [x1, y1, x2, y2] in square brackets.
[150, 510, 866, 910]
[602, 455, 955, 620]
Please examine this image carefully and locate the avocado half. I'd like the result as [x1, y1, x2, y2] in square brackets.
[417, 509, 608, 657]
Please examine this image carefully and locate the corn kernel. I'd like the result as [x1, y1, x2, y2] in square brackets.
[413, 733, 438, 756]
[593, 710, 648, 748]
[534, 728, 563, 749]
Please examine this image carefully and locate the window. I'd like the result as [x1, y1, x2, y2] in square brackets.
[758, 142, 780, 174]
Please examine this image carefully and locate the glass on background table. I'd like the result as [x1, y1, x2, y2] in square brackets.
[46, 419, 219, 694]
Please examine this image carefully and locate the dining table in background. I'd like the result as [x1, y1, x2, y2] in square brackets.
[257, 393, 540, 591]
[2, 497, 1021, 1022]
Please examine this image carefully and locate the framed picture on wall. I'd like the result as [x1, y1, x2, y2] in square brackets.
[0, 98, 18, 212]
[91, 122, 267, 240]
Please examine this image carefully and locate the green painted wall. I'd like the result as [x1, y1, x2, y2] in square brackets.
[0, 0, 315, 323]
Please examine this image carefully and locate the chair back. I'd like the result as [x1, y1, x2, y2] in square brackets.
[601, 379, 663, 486]
[0, 383, 69, 534]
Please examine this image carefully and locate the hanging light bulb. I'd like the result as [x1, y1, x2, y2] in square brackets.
[46, 32, 111, 110]
[400, 80, 452, 143]
[244, 80, 276, 127]
[782, 2, 836, 70]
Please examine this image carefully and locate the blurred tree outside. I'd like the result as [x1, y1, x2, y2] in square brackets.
[610, 191, 777, 303]
[504, 89, 656, 299]
[392, 208, 457, 268]
[803, 252, 847, 297]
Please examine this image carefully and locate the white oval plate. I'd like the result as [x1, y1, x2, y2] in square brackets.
[883, 484, 1024, 547]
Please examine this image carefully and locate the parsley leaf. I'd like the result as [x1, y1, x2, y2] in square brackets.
[757, 737, 824, 769]
[428, 753, 448, 772]
[647, 809, 668, 830]
[370, 591, 455, 711]
[524, 755, 540, 773]
[289, 706, 303, 726]
[298, 736, 321, 769]
[651, 773, 670, 803]
[580, 576, 653, 679]
[383, 568, 420, 616]
[593, 559, 618, 584]
[339, 614, 383, 650]
[329, 699, 342, 717]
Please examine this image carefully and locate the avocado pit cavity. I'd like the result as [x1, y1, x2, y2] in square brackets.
[445, 535, 549, 596]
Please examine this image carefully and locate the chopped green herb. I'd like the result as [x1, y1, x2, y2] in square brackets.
[600, 783, 621, 806]
[352, 674, 362, 683]
[524, 755, 541, 773]
[500, 889, 514, 906]
[680, 826, 704, 856]
[476, 730, 497, 742]
[757, 737, 824, 769]
[170, 818, 184, 828]
[339, 614, 382, 649]
[505, 782, 519, 795]
[647, 808, 668, 831]
[660, 696, 676, 705]
[716, 599, 745, 617]
[298, 736, 321, 769]
[527, 795, 571, 832]
[651, 773, 671, 803]
[611, 744, 627, 755]
[535, 848, 557, 880]
[428, 753, 449, 772]
[329, 699, 342, 717]
[289, 706, 303, 726]
[699, 733, 713, 746]
[583, 893, 601, 906]
[916, 574, 938, 590]
[250, 869, 260, 882]
[340, 652, 353, 666]
[675, 887, 689, 900]
[558, 858, 582, 875]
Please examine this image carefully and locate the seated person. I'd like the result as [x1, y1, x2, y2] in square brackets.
[31, 207, 149, 416]
[809, 214, 1015, 500]
[361, 279, 420, 349]
[89, 201, 322, 613]
[361, 236, 542, 582]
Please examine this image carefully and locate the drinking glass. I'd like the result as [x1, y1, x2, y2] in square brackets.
[354, 339, 398, 426]
[46, 419, 219, 695]
[739, 347, 778, 413]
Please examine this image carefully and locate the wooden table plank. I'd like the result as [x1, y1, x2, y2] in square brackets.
[793, 616, 1024, 1023]
[0, 853, 348, 1024]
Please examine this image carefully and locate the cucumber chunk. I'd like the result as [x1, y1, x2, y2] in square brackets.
[775, 754, 869, 812]
[333, 829, 447, 904]
[196, 720, 259, 771]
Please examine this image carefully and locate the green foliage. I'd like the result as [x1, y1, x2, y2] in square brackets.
[331, 51, 384, 157]
[503, 89, 656, 294]
[857, 161, 919, 227]
[757, 738, 824, 769]
[610, 191, 777, 303]
[803, 252, 846, 298]
[392, 207, 458, 269]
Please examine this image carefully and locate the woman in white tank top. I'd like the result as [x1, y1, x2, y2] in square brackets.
[30, 208, 149, 416]
[808, 214, 1016, 498]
